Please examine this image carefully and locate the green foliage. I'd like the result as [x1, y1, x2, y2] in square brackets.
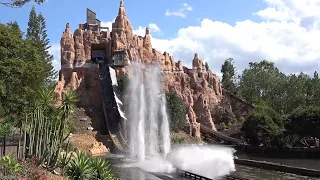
[221, 58, 237, 93]
[241, 105, 285, 147]
[166, 93, 187, 131]
[0, 122, 15, 136]
[238, 60, 287, 111]
[0, 22, 48, 116]
[0, 0, 45, 7]
[287, 106, 320, 138]
[91, 157, 115, 180]
[1, 156, 22, 174]
[64, 150, 115, 180]
[65, 151, 94, 180]
[172, 136, 185, 144]
[27, 7, 57, 84]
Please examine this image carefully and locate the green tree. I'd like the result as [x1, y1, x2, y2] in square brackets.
[238, 60, 286, 111]
[241, 105, 285, 147]
[0, 23, 46, 116]
[0, 0, 45, 7]
[283, 73, 310, 113]
[37, 13, 57, 83]
[287, 106, 320, 139]
[166, 92, 186, 131]
[26, 6, 39, 42]
[27, 7, 56, 83]
[221, 58, 237, 93]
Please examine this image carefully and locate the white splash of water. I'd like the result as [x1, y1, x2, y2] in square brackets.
[126, 61, 170, 160]
[167, 145, 236, 178]
[133, 145, 236, 179]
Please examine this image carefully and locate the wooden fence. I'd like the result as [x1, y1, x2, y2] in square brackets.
[0, 135, 23, 159]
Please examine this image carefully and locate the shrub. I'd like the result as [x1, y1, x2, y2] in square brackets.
[65, 151, 94, 179]
[166, 93, 187, 131]
[91, 157, 115, 180]
[172, 136, 185, 144]
[1, 156, 22, 176]
[65, 150, 115, 180]
[241, 105, 285, 147]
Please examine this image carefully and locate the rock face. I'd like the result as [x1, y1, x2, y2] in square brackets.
[89, 142, 110, 156]
[55, 0, 223, 138]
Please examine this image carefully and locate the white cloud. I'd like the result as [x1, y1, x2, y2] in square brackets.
[165, 3, 193, 18]
[134, 23, 162, 36]
[48, 44, 60, 73]
[146, 0, 320, 77]
[149, 23, 161, 32]
[100, 20, 114, 31]
[51, 0, 320, 79]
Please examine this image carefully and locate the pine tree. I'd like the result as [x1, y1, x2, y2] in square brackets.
[37, 13, 57, 82]
[26, 6, 39, 42]
[221, 58, 237, 93]
[26, 7, 56, 83]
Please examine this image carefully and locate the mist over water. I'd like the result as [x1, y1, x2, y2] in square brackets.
[125, 62, 235, 179]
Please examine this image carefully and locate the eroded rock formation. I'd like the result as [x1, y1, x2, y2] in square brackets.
[89, 142, 110, 156]
[55, 0, 223, 137]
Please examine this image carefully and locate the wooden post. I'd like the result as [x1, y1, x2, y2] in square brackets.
[17, 121, 23, 160]
[2, 136, 6, 157]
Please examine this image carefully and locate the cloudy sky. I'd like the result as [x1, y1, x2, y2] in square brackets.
[1, 0, 320, 77]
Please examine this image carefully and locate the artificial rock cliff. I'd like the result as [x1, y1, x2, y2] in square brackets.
[55, 1, 222, 137]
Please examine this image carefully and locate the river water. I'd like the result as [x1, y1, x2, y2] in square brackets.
[108, 152, 319, 180]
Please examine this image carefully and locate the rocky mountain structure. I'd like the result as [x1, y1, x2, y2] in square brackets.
[55, 1, 227, 137]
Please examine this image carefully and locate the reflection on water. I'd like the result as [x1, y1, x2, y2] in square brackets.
[235, 151, 320, 170]
[233, 165, 319, 180]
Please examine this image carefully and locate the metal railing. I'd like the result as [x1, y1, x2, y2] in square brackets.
[180, 170, 253, 180]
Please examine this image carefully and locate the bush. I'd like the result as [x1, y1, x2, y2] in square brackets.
[165, 93, 187, 131]
[241, 105, 285, 147]
[172, 136, 185, 144]
[64, 150, 115, 180]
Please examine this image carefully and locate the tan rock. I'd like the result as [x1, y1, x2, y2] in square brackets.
[192, 53, 205, 70]
[89, 141, 110, 155]
[74, 28, 86, 63]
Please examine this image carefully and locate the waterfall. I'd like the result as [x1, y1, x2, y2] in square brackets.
[126, 61, 171, 161]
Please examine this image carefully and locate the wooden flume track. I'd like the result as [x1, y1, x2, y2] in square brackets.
[97, 58, 128, 154]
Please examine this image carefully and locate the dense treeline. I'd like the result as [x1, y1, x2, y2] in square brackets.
[221, 59, 320, 147]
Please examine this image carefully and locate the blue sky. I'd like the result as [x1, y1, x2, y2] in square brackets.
[0, 0, 265, 42]
[1, 0, 320, 76]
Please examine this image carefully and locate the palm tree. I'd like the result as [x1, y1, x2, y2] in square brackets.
[60, 90, 78, 120]
[37, 86, 54, 109]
